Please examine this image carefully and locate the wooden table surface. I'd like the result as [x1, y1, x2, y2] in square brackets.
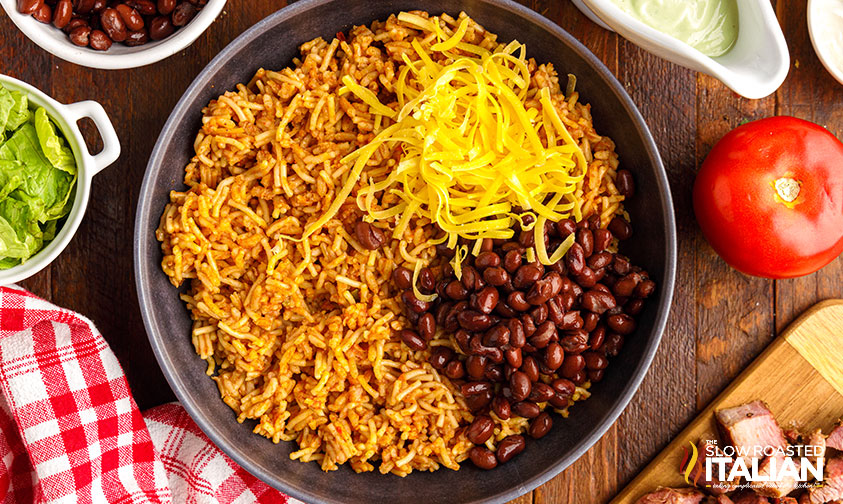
[4, 1, 842, 503]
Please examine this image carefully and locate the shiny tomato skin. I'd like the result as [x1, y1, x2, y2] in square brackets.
[693, 116, 843, 279]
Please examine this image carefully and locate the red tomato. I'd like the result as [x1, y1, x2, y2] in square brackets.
[693, 116, 843, 279]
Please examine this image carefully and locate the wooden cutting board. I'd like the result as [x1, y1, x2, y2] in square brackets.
[612, 300, 843, 504]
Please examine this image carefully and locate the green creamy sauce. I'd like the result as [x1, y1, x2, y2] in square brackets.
[611, 0, 739, 57]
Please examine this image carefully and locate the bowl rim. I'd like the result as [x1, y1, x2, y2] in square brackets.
[807, 0, 843, 87]
[134, 1, 677, 502]
[0, 0, 227, 70]
[0, 74, 119, 285]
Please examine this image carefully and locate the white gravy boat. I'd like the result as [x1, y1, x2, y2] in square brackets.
[572, 0, 790, 99]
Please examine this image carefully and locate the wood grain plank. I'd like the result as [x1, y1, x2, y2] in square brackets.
[774, 0, 843, 335]
[612, 300, 843, 504]
[611, 37, 698, 495]
[694, 72, 775, 409]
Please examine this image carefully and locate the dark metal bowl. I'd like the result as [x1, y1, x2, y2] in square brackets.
[134, 1, 677, 502]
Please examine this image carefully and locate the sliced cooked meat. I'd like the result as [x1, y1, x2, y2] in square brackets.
[828, 424, 843, 452]
[808, 457, 843, 503]
[755, 452, 800, 498]
[773, 498, 798, 504]
[804, 429, 827, 471]
[716, 401, 788, 462]
[732, 491, 771, 504]
[635, 487, 707, 504]
[784, 427, 803, 445]
[710, 496, 736, 504]
[688, 439, 738, 495]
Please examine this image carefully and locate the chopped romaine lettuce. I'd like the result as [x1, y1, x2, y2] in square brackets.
[0, 83, 77, 269]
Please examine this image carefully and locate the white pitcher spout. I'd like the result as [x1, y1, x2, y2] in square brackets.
[574, 0, 790, 99]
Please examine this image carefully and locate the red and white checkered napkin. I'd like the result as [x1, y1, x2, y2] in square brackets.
[0, 285, 297, 504]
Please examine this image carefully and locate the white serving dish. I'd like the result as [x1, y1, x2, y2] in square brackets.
[807, 0, 843, 86]
[572, 0, 790, 99]
[0, 74, 120, 285]
[0, 0, 226, 70]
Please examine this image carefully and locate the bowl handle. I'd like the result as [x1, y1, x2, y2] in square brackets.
[64, 101, 121, 177]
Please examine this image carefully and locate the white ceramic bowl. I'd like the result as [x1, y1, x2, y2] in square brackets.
[0, 0, 226, 69]
[808, 0, 843, 86]
[0, 74, 120, 285]
[572, 0, 790, 99]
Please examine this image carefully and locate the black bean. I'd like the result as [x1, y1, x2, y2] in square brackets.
[473, 286, 499, 314]
[457, 310, 493, 331]
[418, 313, 436, 340]
[576, 228, 594, 257]
[157, 0, 175, 13]
[52, 0, 72, 27]
[482, 267, 509, 287]
[510, 371, 531, 402]
[560, 330, 589, 354]
[465, 389, 493, 412]
[402, 290, 430, 314]
[573, 267, 597, 288]
[521, 356, 539, 382]
[496, 435, 526, 463]
[608, 216, 633, 241]
[616, 169, 635, 197]
[625, 298, 645, 316]
[483, 324, 510, 347]
[68, 25, 91, 45]
[429, 346, 453, 370]
[504, 346, 522, 368]
[400, 329, 426, 351]
[583, 312, 599, 332]
[492, 396, 512, 420]
[544, 342, 564, 371]
[18, 0, 43, 15]
[529, 382, 556, 402]
[355, 221, 385, 250]
[474, 251, 501, 270]
[587, 251, 613, 270]
[461, 381, 492, 397]
[392, 266, 412, 290]
[635, 279, 656, 299]
[556, 218, 576, 237]
[508, 319, 526, 348]
[512, 401, 540, 419]
[565, 242, 586, 275]
[607, 313, 636, 335]
[503, 249, 522, 273]
[529, 412, 553, 439]
[513, 264, 542, 289]
[561, 355, 585, 379]
[88, 28, 111, 49]
[123, 28, 149, 46]
[445, 359, 466, 379]
[465, 355, 487, 380]
[469, 446, 498, 470]
[584, 351, 609, 370]
[529, 320, 556, 349]
[589, 325, 606, 350]
[148, 14, 174, 40]
[33, 2, 51, 22]
[170, 0, 196, 26]
[581, 289, 617, 314]
[466, 415, 495, 444]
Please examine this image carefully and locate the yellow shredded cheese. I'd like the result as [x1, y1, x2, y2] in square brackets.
[293, 13, 589, 265]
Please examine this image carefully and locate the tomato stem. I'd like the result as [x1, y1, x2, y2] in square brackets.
[774, 177, 801, 204]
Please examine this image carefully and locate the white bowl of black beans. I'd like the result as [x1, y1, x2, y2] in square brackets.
[0, 0, 226, 69]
